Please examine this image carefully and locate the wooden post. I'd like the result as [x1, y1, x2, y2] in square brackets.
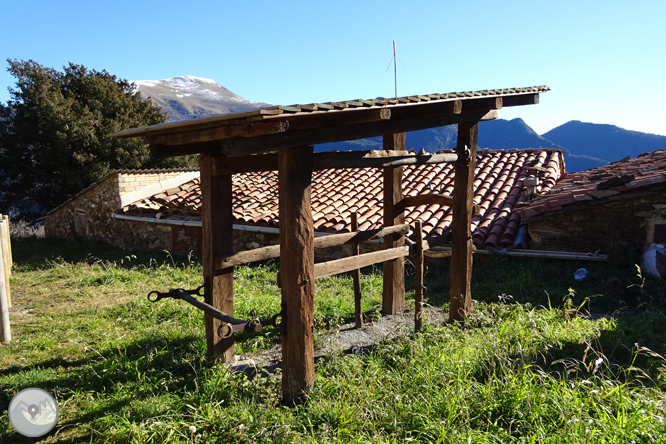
[0, 219, 9, 307]
[279, 146, 315, 405]
[200, 153, 234, 361]
[414, 220, 424, 332]
[0, 237, 10, 343]
[351, 212, 363, 328]
[449, 122, 478, 322]
[382, 132, 406, 314]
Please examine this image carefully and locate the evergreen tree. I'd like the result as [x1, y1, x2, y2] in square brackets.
[0, 59, 196, 217]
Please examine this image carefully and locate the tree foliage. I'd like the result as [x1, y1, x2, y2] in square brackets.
[0, 59, 196, 217]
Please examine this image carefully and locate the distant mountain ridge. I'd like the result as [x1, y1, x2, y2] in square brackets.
[131, 76, 271, 122]
[135, 77, 666, 172]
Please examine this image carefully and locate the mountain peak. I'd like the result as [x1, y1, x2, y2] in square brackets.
[131, 76, 272, 122]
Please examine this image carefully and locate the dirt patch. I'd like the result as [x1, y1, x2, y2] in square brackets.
[230, 307, 448, 374]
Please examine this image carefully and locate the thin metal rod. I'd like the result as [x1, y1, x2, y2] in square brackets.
[393, 40, 398, 99]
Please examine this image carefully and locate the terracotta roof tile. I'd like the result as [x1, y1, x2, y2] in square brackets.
[517, 150, 666, 219]
[124, 148, 563, 248]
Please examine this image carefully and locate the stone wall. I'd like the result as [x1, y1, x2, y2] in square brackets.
[528, 189, 666, 257]
[45, 174, 121, 242]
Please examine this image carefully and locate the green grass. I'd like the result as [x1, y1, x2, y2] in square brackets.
[1, 237, 665, 443]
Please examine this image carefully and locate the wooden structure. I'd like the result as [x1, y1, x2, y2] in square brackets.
[112, 86, 548, 403]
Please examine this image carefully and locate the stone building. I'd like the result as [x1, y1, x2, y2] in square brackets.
[45, 148, 564, 257]
[516, 150, 666, 257]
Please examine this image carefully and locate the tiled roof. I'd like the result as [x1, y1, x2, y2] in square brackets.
[112, 86, 550, 139]
[124, 149, 563, 249]
[516, 150, 666, 220]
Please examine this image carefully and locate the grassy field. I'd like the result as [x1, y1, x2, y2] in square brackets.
[0, 235, 665, 443]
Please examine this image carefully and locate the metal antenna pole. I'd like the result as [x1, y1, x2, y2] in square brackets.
[393, 40, 398, 99]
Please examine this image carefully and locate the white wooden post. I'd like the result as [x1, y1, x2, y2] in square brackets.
[0, 218, 10, 307]
[0, 232, 11, 342]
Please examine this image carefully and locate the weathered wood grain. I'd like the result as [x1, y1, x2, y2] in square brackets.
[279, 146, 315, 405]
[449, 122, 478, 322]
[200, 153, 235, 361]
[382, 132, 406, 314]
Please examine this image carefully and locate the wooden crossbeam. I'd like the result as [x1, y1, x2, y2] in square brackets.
[314, 246, 409, 279]
[148, 110, 497, 158]
[214, 224, 410, 270]
[145, 120, 289, 146]
[212, 151, 459, 175]
[394, 194, 480, 214]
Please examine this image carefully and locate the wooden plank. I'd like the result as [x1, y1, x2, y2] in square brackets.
[0, 240, 10, 342]
[111, 107, 283, 138]
[0, 220, 10, 307]
[149, 109, 494, 158]
[200, 153, 235, 361]
[214, 223, 410, 270]
[1, 215, 11, 268]
[145, 120, 289, 146]
[286, 108, 390, 131]
[502, 93, 539, 107]
[217, 110, 493, 158]
[314, 246, 409, 279]
[351, 213, 363, 329]
[462, 97, 503, 111]
[449, 122, 478, 322]
[212, 151, 458, 175]
[414, 220, 424, 332]
[314, 152, 459, 170]
[279, 146, 315, 405]
[382, 132, 406, 314]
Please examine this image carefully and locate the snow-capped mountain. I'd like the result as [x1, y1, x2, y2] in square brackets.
[131, 76, 272, 122]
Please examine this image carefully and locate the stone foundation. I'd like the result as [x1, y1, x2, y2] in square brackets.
[528, 191, 666, 256]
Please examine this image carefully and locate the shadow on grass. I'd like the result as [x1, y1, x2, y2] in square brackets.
[12, 236, 200, 271]
[0, 332, 214, 443]
[406, 253, 666, 315]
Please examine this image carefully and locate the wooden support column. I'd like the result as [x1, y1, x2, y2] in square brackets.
[382, 132, 406, 314]
[449, 122, 478, 322]
[414, 220, 424, 332]
[200, 153, 234, 361]
[279, 146, 315, 405]
[351, 212, 363, 328]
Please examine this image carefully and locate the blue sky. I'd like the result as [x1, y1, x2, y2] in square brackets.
[1, 0, 665, 135]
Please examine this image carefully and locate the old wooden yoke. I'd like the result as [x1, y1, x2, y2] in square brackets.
[110, 86, 548, 403]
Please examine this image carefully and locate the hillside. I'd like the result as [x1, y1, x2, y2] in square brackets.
[543, 120, 666, 164]
[131, 76, 271, 122]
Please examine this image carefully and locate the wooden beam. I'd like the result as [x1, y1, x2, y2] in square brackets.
[351, 213, 363, 329]
[212, 152, 459, 175]
[285, 108, 391, 131]
[214, 223, 410, 270]
[382, 133, 406, 315]
[145, 120, 289, 146]
[449, 122, 478, 322]
[200, 153, 235, 361]
[414, 220, 424, 332]
[314, 152, 459, 170]
[461, 97, 502, 112]
[502, 93, 539, 107]
[214, 110, 496, 158]
[279, 146, 315, 405]
[314, 246, 409, 279]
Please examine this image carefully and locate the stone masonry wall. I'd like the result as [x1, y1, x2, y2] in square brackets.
[528, 190, 666, 257]
[45, 174, 121, 241]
